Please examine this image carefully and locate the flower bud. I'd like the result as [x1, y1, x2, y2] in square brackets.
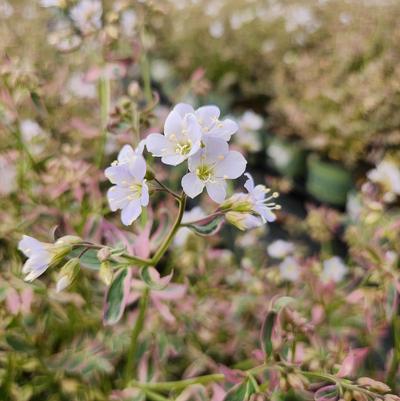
[287, 373, 305, 391]
[56, 258, 80, 292]
[357, 377, 391, 393]
[99, 261, 113, 286]
[384, 395, 400, 401]
[225, 211, 250, 231]
[97, 247, 111, 262]
[353, 391, 368, 401]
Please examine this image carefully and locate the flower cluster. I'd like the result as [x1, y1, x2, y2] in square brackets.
[105, 103, 280, 226]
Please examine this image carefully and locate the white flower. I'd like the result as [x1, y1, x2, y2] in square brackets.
[279, 256, 300, 282]
[105, 144, 149, 226]
[209, 21, 224, 38]
[267, 239, 295, 259]
[367, 160, 400, 202]
[120, 9, 137, 36]
[146, 109, 202, 166]
[174, 103, 238, 142]
[181, 137, 247, 203]
[19, 119, 47, 155]
[67, 73, 97, 99]
[0, 0, 13, 17]
[18, 235, 79, 282]
[321, 256, 348, 283]
[242, 173, 279, 223]
[40, 0, 63, 7]
[235, 110, 263, 152]
[174, 207, 205, 247]
[70, 0, 102, 34]
[267, 142, 291, 168]
[0, 153, 17, 195]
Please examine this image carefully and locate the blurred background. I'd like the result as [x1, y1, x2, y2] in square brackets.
[1, 1, 400, 400]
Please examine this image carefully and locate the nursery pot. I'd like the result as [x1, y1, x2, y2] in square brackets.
[306, 154, 353, 206]
[266, 137, 307, 178]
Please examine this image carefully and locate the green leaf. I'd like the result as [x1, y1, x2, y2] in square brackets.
[6, 333, 33, 353]
[260, 311, 277, 357]
[224, 379, 257, 401]
[103, 269, 130, 325]
[140, 266, 173, 290]
[186, 215, 224, 236]
[261, 297, 295, 357]
[68, 247, 101, 270]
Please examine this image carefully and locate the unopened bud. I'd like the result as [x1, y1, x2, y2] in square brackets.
[384, 395, 400, 401]
[353, 391, 368, 401]
[287, 373, 305, 391]
[225, 211, 249, 231]
[97, 247, 111, 262]
[56, 258, 80, 292]
[99, 261, 113, 286]
[344, 390, 352, 401]
[357, 377, 391, 393]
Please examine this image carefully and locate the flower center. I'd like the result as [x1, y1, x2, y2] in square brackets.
[175, 142, 191, 155]
[129, 183, 142, 199]
[196, 165, 214, 182]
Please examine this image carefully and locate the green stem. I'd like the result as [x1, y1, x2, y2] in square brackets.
[96, 75, 111, 168]
[130, 373, 225, 392]
[140, 27, 152, 105]
[387, 314, 400, 392]
[124, 287, 150, 384]
[151, 193, 186, 265]
[142, 389, 173, 401]
[122, 194, 186, 385]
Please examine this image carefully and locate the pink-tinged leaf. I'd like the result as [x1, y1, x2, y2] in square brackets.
[103, 269, 132, 325]
[110, 388, 145, 401]
[151, 297, 176, 324]
[20, 288, 34, 315]
[140, 266, 173, 290]
[6, 288, 20, 315]
[314, 385, 339, 401]
[211, 384, 227, 401]
[186, 214, 225, 237]
[337, 348, 369, 378]
[218, 365, 245, 384]
[152, 284, 187, 301]
[134, 223, 151, 258]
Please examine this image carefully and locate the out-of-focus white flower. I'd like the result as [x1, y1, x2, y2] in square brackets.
[209, 21, 224, 38]
[0, 153, 17, 195]
[70, 0, 102, 34]
[235, 110, 263, 152]
[182, 137, 246, 202]
[120, 9, 137, 36]
[174, 103, 238, 142]
[174, 207, 205, 247]
[367, 160, 400, 202]
[151, 60, 173, 82]
[18, 235, 80, 282]
[267, 142, 291, 168]
[0, 0, 13, 17]
[67, 73, 97, 99]
[40, 0, 64, 7]
[105, 144, 149, 226]
[19, 119, 47, 155]
[146, 109, 202, 166]
[267, 239, 295, 259]
[279, 256, 300, 282]
[285, 5, 319, 33]
[321, 256, 348, 283]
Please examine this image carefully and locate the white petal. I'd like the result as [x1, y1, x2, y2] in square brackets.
[164, 110, 183, 136]
[195, 105, 220, 128]
[105, 165, 132, 185]
[202, 137, 229, 164]
[18, 235, 45, 257]
[188, 150, 203, 171]
[208, 118, 238, 141]
[121, 200, 142, 225]
[206, 181, 227, 203]
[128, 154, 146, 180]
[215, 151, 247, 179]
[185, 114, 202, 144]
[244, 172, 255, 193]
[181, 173, 204, 198]
[24, 264, 49, 282]
[161, 154, 186, 166]
[174, 103, 195, 117]
[146, 133, 170, 157]
[118, 144, 135, 163]
[22, 251, 50, 273]
[255, 205, 276, 223]
[107, 186, 131, 211]
[141, 182, 149, 206]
